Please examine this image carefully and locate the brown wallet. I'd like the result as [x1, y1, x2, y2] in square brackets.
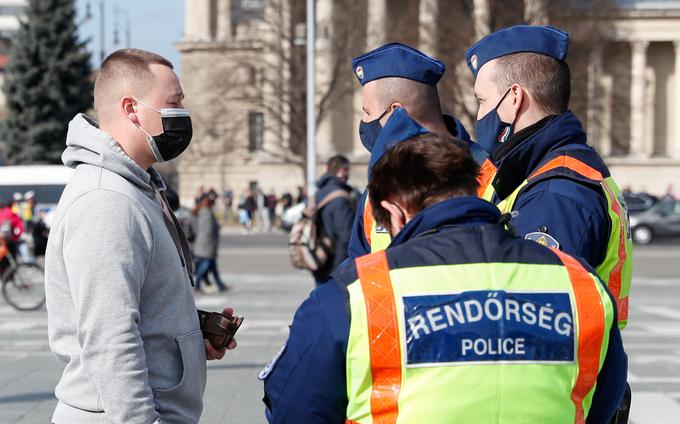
[197, 309, 244, 350]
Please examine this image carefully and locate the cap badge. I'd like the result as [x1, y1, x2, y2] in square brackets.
[356, 66, 364, 80]
[471, 55, 478, 70]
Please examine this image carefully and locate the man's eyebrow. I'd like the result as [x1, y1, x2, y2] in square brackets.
[168, 92, 184, 101]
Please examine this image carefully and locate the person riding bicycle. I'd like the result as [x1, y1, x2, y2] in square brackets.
[0, 198, 24, 264]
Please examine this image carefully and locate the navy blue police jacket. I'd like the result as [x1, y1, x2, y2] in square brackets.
[261, 196, 627, 424]
[346, 109, 485, 260]
[488, 111, 615, 267]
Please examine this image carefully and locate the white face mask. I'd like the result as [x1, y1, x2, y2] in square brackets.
[132, 98, 193, 162]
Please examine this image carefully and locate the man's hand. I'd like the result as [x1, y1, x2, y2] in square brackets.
[204, 307, 238, 360]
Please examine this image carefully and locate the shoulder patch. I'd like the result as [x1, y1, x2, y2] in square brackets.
[374, 224, 390, 234]
[258, 342, 287, 380]
[525, 231, 560, 249]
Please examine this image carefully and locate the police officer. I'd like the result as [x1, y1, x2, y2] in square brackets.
[347, 43, 484, 260]
[261, 133, 627, 424]
[467, 25, 632, 328]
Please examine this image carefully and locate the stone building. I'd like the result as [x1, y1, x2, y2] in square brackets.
[177, 0, 680, 205]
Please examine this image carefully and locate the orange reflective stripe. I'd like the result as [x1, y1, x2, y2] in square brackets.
[363, 197, 373, 246]
[355, 251, 401, 424]
[551, 248, 605, 424]
[529, 156, 603, 181]
[477, 158, 497, 197]
[601, 183, 628, 320]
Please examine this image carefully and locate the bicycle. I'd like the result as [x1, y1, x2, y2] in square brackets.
[0, 236, 45, 311]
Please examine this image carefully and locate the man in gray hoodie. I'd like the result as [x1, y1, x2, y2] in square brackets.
[45, 48, 235, 424]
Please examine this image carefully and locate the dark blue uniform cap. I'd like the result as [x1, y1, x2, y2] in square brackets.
[352, 43, 445, 86]
[465, 25, 569, 78]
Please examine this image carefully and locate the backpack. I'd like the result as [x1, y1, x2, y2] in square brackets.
[289, 189, 350, 271]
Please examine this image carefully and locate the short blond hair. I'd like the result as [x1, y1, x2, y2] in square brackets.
[94, 48, 173, 115]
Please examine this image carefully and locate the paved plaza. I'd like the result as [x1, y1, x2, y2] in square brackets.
[0, 233, 679, 423]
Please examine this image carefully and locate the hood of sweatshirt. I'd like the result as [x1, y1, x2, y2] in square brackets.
[62, 113, 166, 196]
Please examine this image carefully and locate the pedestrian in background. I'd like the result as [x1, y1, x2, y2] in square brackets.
[312, 154, 355, 285]
[45, 48, 235, 424]
[194, 191, 229, 293]
[266, 189, 278, 231]
[223, 188, 234, 223]
[257, 188, 271, 232]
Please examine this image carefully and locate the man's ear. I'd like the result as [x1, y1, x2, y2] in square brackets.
[508, 83, 524, 121]
[122, 96, 139, 125]
[380, 102, 404, 126]
[380, 199, 407, 237]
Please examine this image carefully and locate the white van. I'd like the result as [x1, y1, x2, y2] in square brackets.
[0, 165, 74, 227]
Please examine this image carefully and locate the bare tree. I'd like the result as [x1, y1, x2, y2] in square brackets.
[184, 0, 363, 177]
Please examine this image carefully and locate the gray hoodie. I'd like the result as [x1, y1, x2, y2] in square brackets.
[46, 114, 206, 424]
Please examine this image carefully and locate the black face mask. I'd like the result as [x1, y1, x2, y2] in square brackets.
[359, 105, 392, 152]
[134, 99, 193, 162]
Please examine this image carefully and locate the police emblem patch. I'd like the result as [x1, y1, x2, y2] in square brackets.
[525, 231, 560, 249]
[355, 66, 364, 80]
[470, 54, 478, 70]
[402, 290, 575, 367]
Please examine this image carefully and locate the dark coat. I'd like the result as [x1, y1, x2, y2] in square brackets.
[312, 173, 355, 283]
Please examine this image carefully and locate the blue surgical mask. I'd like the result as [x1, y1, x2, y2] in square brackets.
[474, 87, 513, 156]
[359, 105, 393, 152]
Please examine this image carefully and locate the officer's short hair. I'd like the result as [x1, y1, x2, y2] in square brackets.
[368, 134, 479, 230]
[375, 78, 442, 124]
[327, 154, 350, 174]
[493, 52, 570, 115]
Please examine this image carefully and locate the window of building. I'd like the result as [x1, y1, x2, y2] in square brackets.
[248, 111, 264, 152]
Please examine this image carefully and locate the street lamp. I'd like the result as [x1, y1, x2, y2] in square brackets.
[113, 6, 131, 48]
[305, 0, 316, 198]
[85, 0, 106, 65]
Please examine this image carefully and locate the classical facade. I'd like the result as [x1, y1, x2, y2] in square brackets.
[177, 0, 680, 205]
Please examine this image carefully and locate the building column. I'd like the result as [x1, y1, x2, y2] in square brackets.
[419, 0, 438, 55]
[673, 41, 680, 158]
[587, 45, 610, 156]
[601, 74, 614, 156]
[644, 66, 656, 156]
[629, 40, 649, 157]
[473, 0, 489, 41]
[185, 0, 212, 41]
[367, 0, 386, 49]
[524, 0, 548, 25]
[354, 0, 386, 157]
[216, 0, 231, 41]
[316, 0, 333, 158]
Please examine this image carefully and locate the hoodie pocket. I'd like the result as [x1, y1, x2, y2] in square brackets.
[153, 330, 207, 423]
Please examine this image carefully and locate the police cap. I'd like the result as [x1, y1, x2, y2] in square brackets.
[465, 25, 569, 78]
[352, 43, 445, 86]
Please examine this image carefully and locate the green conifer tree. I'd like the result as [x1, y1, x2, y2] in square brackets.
[1, 0, 92, 164]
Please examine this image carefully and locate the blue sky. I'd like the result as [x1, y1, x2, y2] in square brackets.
[75, 0, 185, 74]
